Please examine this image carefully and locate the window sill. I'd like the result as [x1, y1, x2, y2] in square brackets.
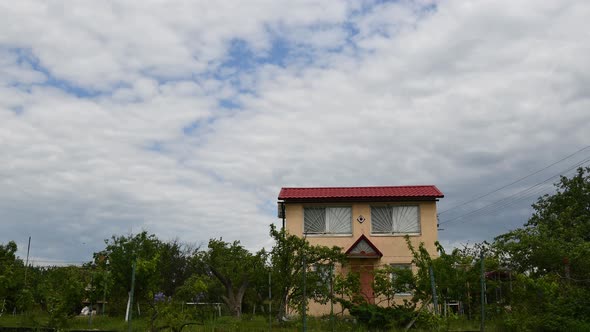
[370, 233, 421, 237]
[305, 233, 353, 237]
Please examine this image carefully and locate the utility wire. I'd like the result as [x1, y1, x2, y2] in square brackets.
[451, 179, 553, 223]
[439, 156, 590, 226]
[461, 157, 590, 221]
[447, 174, 558, 223]
[438, 145, 590, 215]
[440, 157, 589, 225]
[440, 158, 589, 225]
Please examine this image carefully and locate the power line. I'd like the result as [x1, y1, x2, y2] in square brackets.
[448, 179, 553, 223]
[438, 145, 590, 215]
[465, 157, 590, 221]
[439, 156, 590, 226]
[440, 157, 589, 225]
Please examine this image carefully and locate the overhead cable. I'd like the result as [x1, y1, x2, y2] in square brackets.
[439, 145, 590, 215]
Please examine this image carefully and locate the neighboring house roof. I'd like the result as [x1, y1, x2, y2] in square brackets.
[345, 234, 383, 258]
[278, 185, 443, 202]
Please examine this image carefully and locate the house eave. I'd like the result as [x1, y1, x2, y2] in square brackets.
[280, 197, 440, 204]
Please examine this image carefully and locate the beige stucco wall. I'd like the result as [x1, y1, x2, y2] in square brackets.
[283, 200, 439, 315]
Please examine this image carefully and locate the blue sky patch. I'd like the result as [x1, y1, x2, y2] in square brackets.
[182, 116, 219, 136]
[15, 48, 94, 97]
[219, 98, 241, 110]
[11, 105, 24, 115]
[145, 140, 165, 153]
[221, 37, 292, 72]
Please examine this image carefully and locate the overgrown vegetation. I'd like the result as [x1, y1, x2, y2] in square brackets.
[1, 167, 589, 331]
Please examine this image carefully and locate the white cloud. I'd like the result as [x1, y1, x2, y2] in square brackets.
[1, 0, 589, 263]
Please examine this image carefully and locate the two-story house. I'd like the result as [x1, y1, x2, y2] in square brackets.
[277, 185, 444, 314]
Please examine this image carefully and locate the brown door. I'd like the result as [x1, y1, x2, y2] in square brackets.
[351, 260, 375, 304]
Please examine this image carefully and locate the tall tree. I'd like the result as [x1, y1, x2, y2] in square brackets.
[156, 239, 199, 297]
[493, 167, 590, 329]
[95, 231, 163, 314]
[494, 167, 590, 278]
[0, 241, 24, 313]
[198, 239, 267, 317]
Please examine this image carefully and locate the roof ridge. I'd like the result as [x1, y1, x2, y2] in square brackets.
[278, 185, 444, 200]
[281, 185, 437, 189]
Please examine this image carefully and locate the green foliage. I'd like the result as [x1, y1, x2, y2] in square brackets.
[15, 289, 34, 313]
[405, 236, 498, 320]
[373, 265, 415, 305]
[494, 273, 590, 332]
[269, 224, 345, 319]
[342, 301, 415, 330]
[39, 266, 86, 327]
[333, 269, 363, 305]
[156, 240, 200, 297]
[95, 231, 163, 314]
[150, 297, 206, 332]
[197, 238, 267, 317]
[336, 264, 420, 331]
[0, 241, 25, 314]
[495, 167, 590, 278]
[175, 275, 208, 302]
[94, 232, 199, 317]
[492, 167, 590, 330]
[404, 237, 434, 302]
[413, 311, 446, 331]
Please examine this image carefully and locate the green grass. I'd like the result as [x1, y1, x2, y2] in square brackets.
[0, 313, 147, 331]
[1, 314, 357, 332]
[1, 313, 508, 332]
[69, 315, 148, 331]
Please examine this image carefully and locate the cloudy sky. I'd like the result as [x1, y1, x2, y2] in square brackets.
[1, 0, 589, 265]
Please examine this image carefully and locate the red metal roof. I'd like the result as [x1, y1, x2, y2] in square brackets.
[278, 185, 443, 202]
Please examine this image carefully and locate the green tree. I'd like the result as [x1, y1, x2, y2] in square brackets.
[37, 266, 86, 328]
[493, 167, 590, 329]
[149, 277, 208, 332]
[156, 239, 199, 297]
[0, 241, 24, 314]
[333, 269, 363, 313]
[269, 224, 345, 320]
[175, 274, 208, 302]
[373, 265, 415, 306]
[95, 231, 163, 315]
[406, 237, 498, 320]
[197, 238, 267, 317]
[495, 167, 590, 278]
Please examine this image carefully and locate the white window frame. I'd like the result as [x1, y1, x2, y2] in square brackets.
[390, 264, 413, 296]
[303, 206, 352, 236]
[370, 205, 421, 235]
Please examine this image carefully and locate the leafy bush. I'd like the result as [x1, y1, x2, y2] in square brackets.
[345, 302, 415, 330]
[413, 311, 445, 330]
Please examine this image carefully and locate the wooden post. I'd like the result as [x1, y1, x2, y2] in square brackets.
[128, 261, 136, 332]
[269, 271, 272, 332]
[429, 265, 438, 315]
[480, 251, 485, 332]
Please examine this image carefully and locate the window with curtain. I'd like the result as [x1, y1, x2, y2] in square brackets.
[371, 205, 420, 234]
[304, 207, 352, 234]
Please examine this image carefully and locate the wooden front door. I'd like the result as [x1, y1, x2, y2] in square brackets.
[351, 260, 376, 304]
